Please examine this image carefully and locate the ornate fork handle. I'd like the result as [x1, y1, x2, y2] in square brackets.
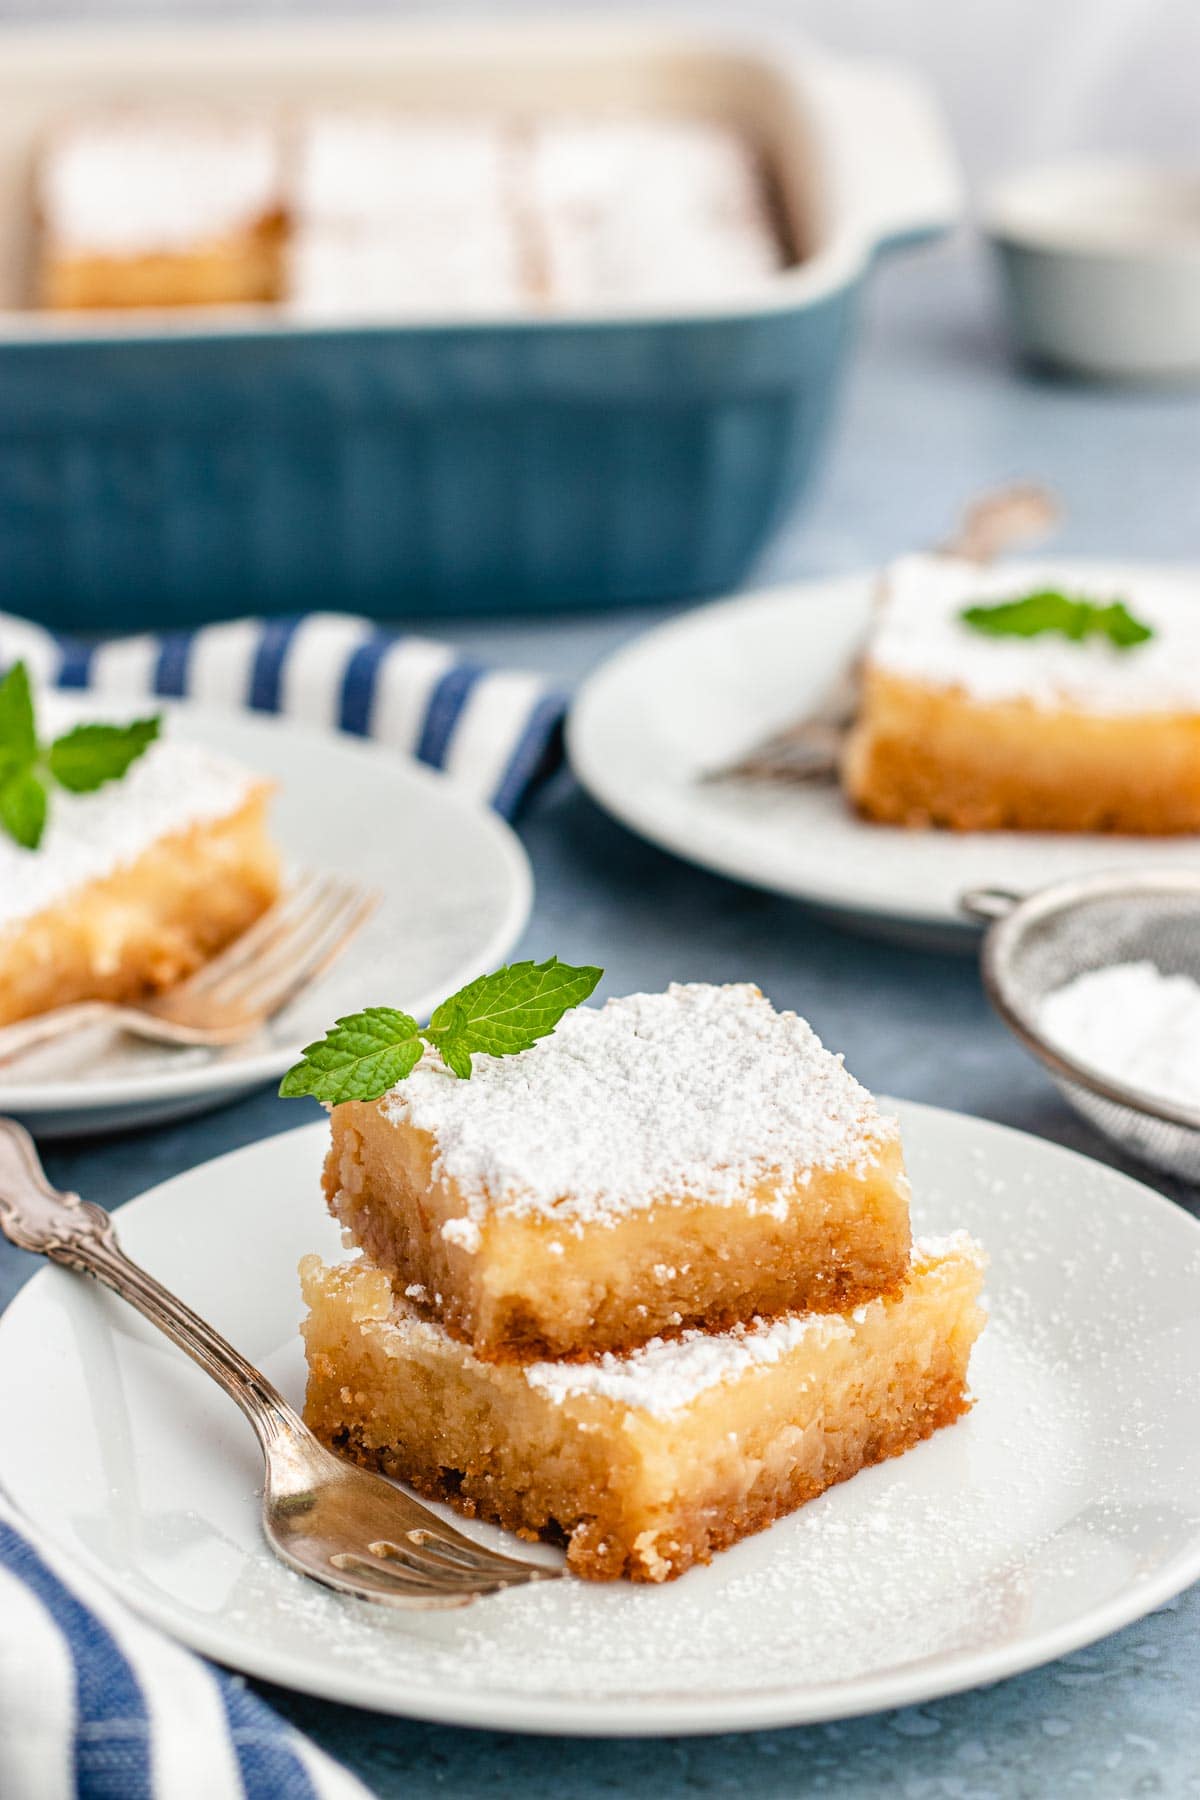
[0, 1120, 307, 1469]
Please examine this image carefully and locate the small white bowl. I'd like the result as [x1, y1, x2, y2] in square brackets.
[986, 159, 1200, 379]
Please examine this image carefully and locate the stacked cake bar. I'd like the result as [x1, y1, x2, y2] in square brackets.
[301, 983, 985, 1581]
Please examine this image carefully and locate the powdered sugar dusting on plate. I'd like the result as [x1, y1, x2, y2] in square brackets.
[380, 983, 897, 1224]
[869, 554, 1200, 713]
[0, 736, 258, 932]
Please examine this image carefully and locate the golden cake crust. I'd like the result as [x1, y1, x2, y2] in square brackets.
[41, 232, 285, 310]
[843, 666, 1200, 833]
[300, 1240, 985, 1583]
[336, 1371, 971, 1581]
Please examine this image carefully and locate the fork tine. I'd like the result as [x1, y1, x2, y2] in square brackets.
[369, 1537, 545, 1587]
[403, 1524, 560, 1581]
[181, 872, 329, 995]
[206, 888, 377, 1021]
[207, 875, 350, 996]
[197, 883, 347, 1009]
[321, 1556, 476, 1610]
[202, 877, 369, 995]
[329, 1549, 512, 1599]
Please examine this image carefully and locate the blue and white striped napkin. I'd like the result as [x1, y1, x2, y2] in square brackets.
[0, 1497, 368, 1800]
[0, 611, 566, 820]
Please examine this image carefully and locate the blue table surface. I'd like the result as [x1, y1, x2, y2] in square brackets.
[6, 242, 1200, 1796]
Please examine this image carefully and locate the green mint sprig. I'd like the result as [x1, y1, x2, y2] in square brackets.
[960, 591, 1153, 649]
[0, 661, 161, 851]
[279, 956, 603, 1103]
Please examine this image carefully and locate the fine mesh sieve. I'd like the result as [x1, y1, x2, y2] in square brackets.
[964, 869, 1200, 1181]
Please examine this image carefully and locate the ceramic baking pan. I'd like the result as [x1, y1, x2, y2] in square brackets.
[0, 19, 960, 629]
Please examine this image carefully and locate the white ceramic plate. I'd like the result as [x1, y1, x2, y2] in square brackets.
[1, 701, 531, 1136]
[568, 564, 1200, 946]
[1, 1105, 1198, 1736]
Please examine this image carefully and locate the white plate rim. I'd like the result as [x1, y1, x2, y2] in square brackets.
[0, 701, 533, 1117]
[3, 1105, 1200, 1736]
[566, 561, 1200, 936]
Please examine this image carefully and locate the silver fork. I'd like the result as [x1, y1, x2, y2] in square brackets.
[0, 1119, 559, 1608]
[0, 872, 378, 1066]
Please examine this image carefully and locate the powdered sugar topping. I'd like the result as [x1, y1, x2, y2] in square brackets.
[534, 118, 781, 306]
[294, 114, 511, 225]
[42, 112, 281, 255]
[380, 983, 896, 1224]
[523, 1309, 852, 1415]
[0, 731, 259, 931]
[287, 224, 523, 319]
[869, 554, 1200, 713]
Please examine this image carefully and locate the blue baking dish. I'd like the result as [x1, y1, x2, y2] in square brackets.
[0, 20, 961, 632]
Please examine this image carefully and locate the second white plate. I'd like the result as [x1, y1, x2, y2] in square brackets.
[1, 1106, 1198, 1734]
[1, 700, 532, 1135]
[568, 563, 1200, 944]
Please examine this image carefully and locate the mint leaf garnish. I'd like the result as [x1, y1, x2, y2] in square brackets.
[279, 1007, 424, 1104]
[0, 660, 163, 851]
[425, 957, 604, 1062]
[279, 957, 603, 1103]
[0, 768, 47, 850]
[437, 1036, 474, 1082]
[0, 662, 37, 776]
[960, 591, 1153, 649]
[48, 717, 161, 792]
[1099, 603, 1156, 648]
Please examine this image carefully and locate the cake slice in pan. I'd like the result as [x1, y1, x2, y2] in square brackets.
[37, 110, 285, 310]
[531, 117, 784, 307]
[843, 554, 1200, 833]
[323, 982, 912, 1360]
[287, 222, 524, 319]
[0, 738, 280, 1027]
[301, 1233, 985, 1583]
[287, 113, 525, 317]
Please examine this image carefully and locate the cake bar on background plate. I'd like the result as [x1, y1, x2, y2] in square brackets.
[0, 733, 279, 1027]
[323, 983, 912, 1360]
[843, 554, 1200, 833]
[301, 1233, 986, 1582]
[37, 109, 285, 309]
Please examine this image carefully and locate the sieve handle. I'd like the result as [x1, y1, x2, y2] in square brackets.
[961, 887, 1022, 922]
